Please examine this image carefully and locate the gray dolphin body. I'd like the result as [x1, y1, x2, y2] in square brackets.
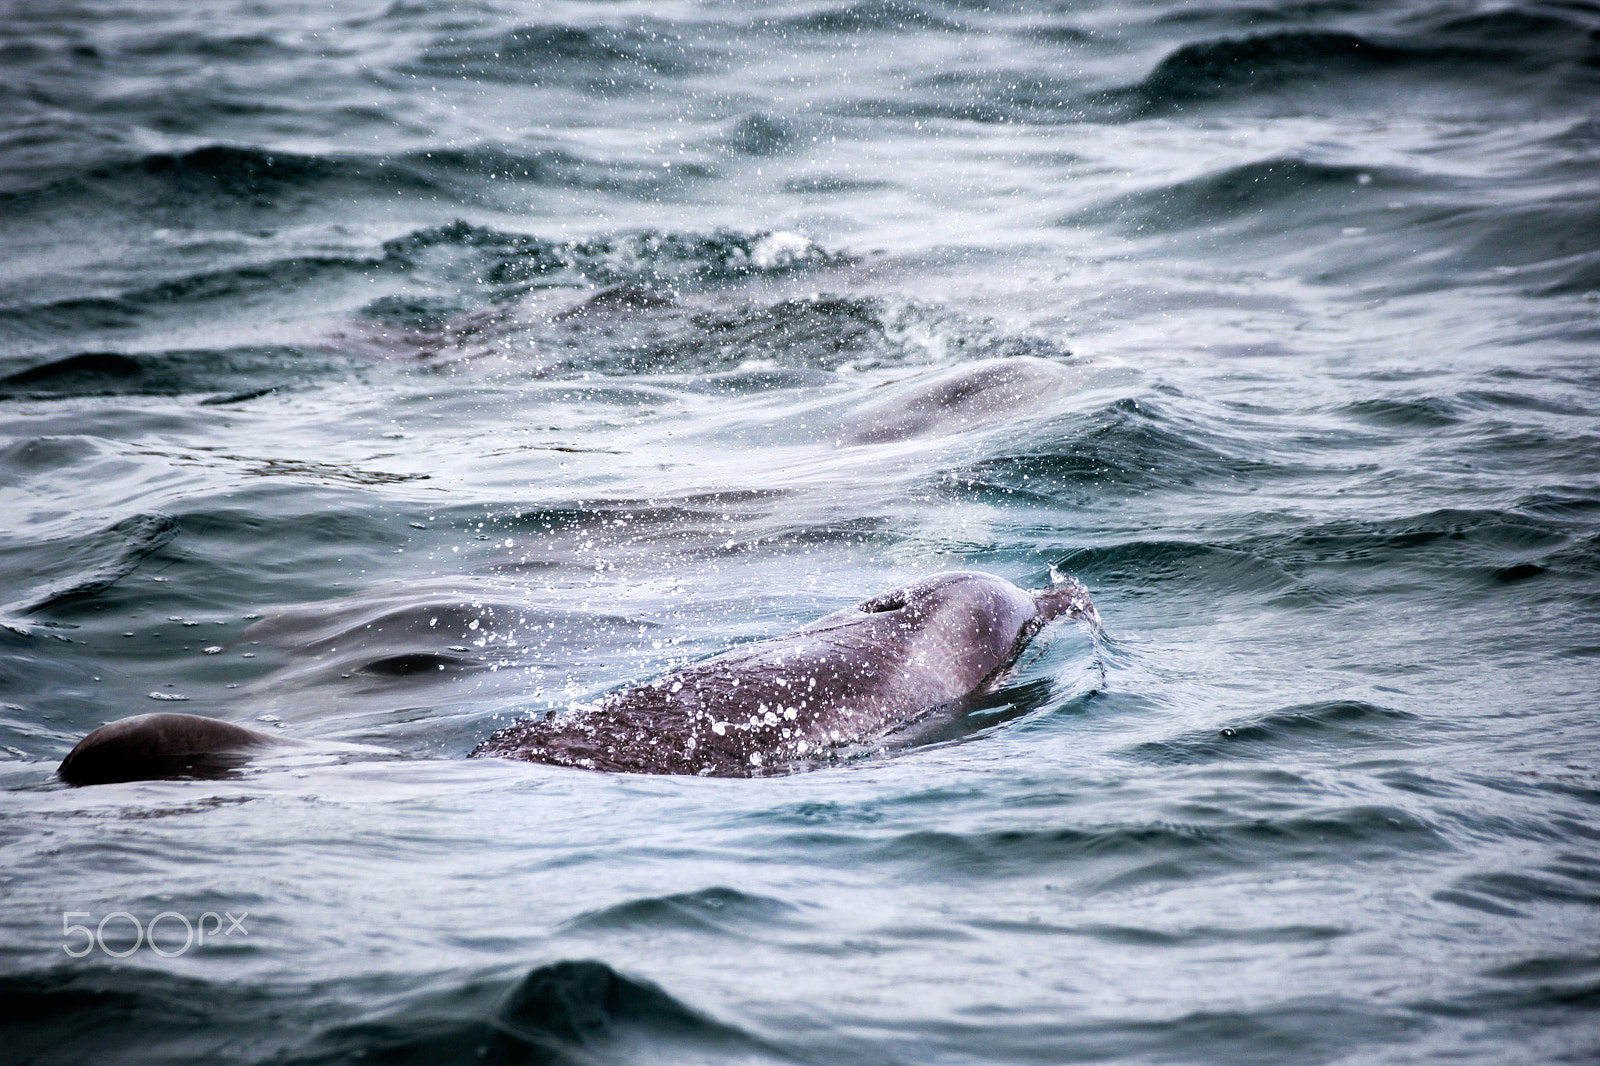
[472, 571, 1099, 776]
[58, 571, 1097, 785]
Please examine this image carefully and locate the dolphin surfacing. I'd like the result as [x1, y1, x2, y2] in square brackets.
[57, 712, 288, 786]
[472, 571, 1099, 776]
[57, 571, 1098, 785]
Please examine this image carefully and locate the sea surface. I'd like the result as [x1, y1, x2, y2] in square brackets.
[3, 1, 1599, 1062]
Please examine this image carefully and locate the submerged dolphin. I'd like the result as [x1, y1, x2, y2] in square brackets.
[57, 712, 289, 786]
[58, 571, 1098, 785]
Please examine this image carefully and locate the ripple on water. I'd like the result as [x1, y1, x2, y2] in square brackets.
[757, 803, 1454, 892]
[560, 885, 805, 937]
[1120, 699, 1428, 765]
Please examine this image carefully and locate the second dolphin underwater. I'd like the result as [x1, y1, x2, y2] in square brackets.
[59, 570, 1100, 785]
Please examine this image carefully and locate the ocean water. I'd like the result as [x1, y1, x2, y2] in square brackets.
[3, 0, 1600, 1062]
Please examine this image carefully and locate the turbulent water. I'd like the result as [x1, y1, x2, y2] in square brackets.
[3, 0, 1599, 1062]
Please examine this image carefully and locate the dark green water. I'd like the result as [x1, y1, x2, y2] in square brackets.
[3, 1, 1599, 1062]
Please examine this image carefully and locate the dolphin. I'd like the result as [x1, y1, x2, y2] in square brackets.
[472, 571, 1099, 776]
[57, 571, 1098, 785]
[57, 712, 292, 786]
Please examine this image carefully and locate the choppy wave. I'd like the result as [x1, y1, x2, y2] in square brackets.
[0, 223, 849, 353]
[4, 512, 178, 618]
[1122, 699, 1427, 763]
[771, 0, 967, 36]
[563, 886, 802, 935]
[0, 140, 718, 221]
[943, 395, 1289, 501]
[403, 21, 721, 87]
[839, 804, 1452, 885]
[1128, 31, 1439, 108]
[372, 222, 846, 307]
[1069, 158, 1429, 232]
[0, 960, 786, 1066]
[1123, 7, 1600, 112]
[809, 6, 1600, 126]
[19, 945, 1597, 1066]
[0, 345, 352, 399]
[1061, 149, 1600, 295]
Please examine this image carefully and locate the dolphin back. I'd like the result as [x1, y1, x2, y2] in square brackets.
[58, 712, 280, 786]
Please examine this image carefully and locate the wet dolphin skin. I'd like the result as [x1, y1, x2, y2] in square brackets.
[475, 571, 1098, 776]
